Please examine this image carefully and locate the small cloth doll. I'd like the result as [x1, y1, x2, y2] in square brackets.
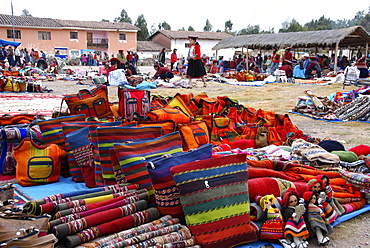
[303, 191, 333, 246]
[281, 188, 309, 248]
[257, 194, 285, 241]
[307, 178, 338, 223]
[315, 175, 345, 215]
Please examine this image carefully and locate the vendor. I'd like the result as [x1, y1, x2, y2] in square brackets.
[304, 56, 322, 79]
[354, 56, 369, 78]
[153, 64, 174, 80]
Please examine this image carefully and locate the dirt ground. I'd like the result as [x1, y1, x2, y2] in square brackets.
[40, 65, 369, 248]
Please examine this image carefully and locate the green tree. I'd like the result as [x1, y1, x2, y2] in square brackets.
[304, 15, 333, 30]
[158, 21, 171, 30]
[237, 24, 260, 35]
[21, 9, 32, 16]
[279, 18, 305, 33]
[114, 9, 132, 23]
[101, 19, 109, 22]
[135, 14, 149, 41]
[203, 19, 212, 32]
[224, 20, 233, 32]
[178, 27, 185, 31]
[188, 26, 195, 31]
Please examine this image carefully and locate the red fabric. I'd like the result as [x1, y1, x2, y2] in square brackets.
[247, 160, 274, 169]
[248, 167, 296, 181]
[349, 144, 370, 156]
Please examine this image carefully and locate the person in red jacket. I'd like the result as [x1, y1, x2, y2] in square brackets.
[153, 64, 174, 80]
[186, 36, 207, 87]
[270, 47, 281, 74]
[283, 47, 293, 66]
[170, 48, 178, 71]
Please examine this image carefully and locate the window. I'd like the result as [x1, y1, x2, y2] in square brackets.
[119, 33, 126, 40]
[6, 30, 21, 39]
[70, 31, 78, 39]
[185, 43, 190, 48]
[38, 31, 51, 40]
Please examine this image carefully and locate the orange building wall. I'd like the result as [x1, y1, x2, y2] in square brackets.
[0, 26, 137, 57]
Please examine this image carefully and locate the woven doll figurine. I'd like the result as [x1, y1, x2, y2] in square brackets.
[256, 194, 285, 241]
[315, 175, 345, 216]
[281, 188, 309, 248]
[307, 178, 338, 223]
[303, 191, 333, 246]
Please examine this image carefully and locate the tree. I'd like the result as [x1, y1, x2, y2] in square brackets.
[101, 19, 109, 22]
[158, 21, 171, 30]
[21, 9, 32, 16]
[178, 27, 185, 31]
[135, 14, 149, 41]
[237, 24, 260, 35]
[114, 9, 132, 23]
[188, 26, 195, 31]
[279, 18, 305, 33]
[203, 19, 212, 32]
[304, 15, 333, 30]
[225, 20, 233, 32]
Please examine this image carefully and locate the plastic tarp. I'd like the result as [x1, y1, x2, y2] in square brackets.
[0, 39, 21, 47]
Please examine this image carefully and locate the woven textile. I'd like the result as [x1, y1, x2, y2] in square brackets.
[118, 88, 151, 119]
[53, 200, 148, 239]
[136, 120, 176, 135]
[170, 154, 258, 248]
[114, 132, 183, 202]
[178, 121, 210, 151]
[77, 215, 177, 247]
[49, 193, 148, 228]
[94, 126, 163, 186]
[60, 208, 160, 247]
[13, 138, 67, 187]
[37, 115, 86, 148]
[147, 144, 212, 223]
[62, 121, 122, 182]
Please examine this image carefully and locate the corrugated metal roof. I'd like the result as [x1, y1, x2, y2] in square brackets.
[212, 26, 370, 50]
[0, 14, 140, 30]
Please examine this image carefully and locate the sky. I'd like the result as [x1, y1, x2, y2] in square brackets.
[2, 0, 368, 33]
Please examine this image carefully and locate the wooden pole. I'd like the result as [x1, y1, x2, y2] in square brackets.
[334, 43, 339, 72]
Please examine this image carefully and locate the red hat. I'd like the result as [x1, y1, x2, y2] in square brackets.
[285, 46, 292, 50]
[110, 57, 121, 64]
[188, 35, 198, 39]
[307, 178, 324, 191]
[303, 191, 315, 203]
[356, 55, 366, 63]
[282, 188, 300, 207]
[118, 50, 124, 53]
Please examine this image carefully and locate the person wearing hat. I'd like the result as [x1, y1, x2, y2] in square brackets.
[304, 56, 322, 79]
[354, 55, 369, 78]
[270, 46, 281, 74]
[186, 36, 207, 87]
[116, 50, 127, 68]
[283, 47, 293, 67]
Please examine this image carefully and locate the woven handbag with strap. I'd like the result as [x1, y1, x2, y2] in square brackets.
[62, 85, 113, 118]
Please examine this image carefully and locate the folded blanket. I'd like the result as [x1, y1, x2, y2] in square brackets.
[248, 177, 307, 202]
[248, 167, 296, 181]
[342, 198, 367, 214]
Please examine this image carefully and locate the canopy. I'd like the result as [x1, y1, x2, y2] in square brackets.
[212, 26, 370, 50]
[0, 39, 22, 47]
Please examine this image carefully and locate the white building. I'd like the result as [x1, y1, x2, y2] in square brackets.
[140, 30, 234, 61]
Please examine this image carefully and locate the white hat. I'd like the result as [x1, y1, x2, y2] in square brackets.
[303, 53, 310, 57]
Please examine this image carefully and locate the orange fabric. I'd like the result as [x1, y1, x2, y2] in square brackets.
[146, 108, 191, 125]
[247, 160, 274, 169]
[179, 121, 210, 151]
[137, 120, 176, 135]
[14, 138, 67, 186]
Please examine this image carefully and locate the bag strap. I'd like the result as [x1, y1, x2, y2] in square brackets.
[77, 88, 96, 99]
